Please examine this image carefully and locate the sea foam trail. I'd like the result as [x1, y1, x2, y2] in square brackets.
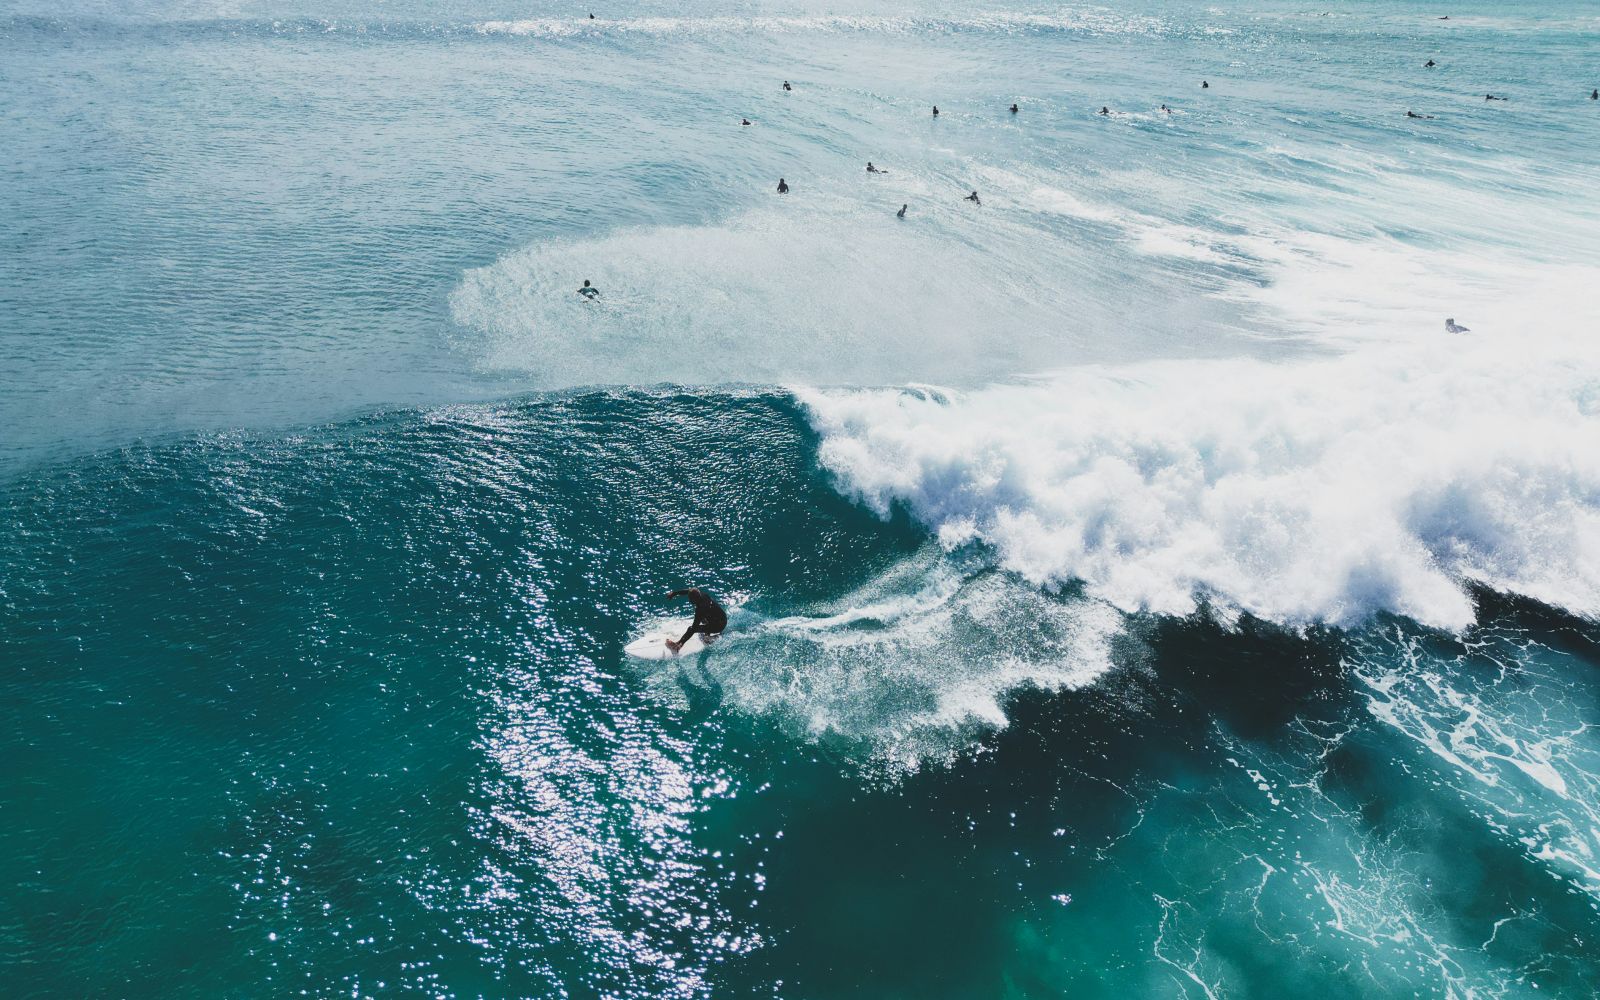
[799, 330, 1600, 632]
[639, 549, 1122, 770]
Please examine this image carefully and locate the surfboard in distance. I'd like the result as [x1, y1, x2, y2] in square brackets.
[624, 621, 711, 660]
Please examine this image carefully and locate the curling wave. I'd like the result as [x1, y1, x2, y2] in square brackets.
[800, 330, 1600, 632]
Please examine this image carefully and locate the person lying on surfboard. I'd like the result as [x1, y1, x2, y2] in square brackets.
[664, 588, 728, 653]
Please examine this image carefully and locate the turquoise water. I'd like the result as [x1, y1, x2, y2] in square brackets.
[4, 1, 1600, 996]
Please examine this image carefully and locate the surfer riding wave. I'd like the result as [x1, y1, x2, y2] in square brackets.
[665, 587, 727, 653]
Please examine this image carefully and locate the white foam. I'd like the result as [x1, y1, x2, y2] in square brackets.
[641, 550, 1121, 771]
[1350, 628, 1600, 898]
[1223, 228, 1600, 348]
[448, 190, 1206, 389]
[800, 327, 1600, 632]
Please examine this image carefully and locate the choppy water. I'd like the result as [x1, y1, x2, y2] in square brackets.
[4, 1, 1600, 997]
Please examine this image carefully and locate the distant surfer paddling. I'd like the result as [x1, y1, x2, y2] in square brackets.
[578, 279, 600, 300]
[664, 588, 727, 653]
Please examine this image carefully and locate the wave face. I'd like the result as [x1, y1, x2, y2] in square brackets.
[6, 394, 1600, 999]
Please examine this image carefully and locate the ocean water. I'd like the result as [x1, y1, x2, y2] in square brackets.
[4, 0, 1600, 996]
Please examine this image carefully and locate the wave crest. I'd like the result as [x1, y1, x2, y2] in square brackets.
[800, 333, 1600, 632]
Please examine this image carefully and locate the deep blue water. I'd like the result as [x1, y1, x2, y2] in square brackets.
[4, 2, 1600, 997]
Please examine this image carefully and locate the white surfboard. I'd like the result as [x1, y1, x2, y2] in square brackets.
[624, 621, 712, 661]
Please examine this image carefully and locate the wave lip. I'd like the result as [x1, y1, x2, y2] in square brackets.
[800, 332, 1600, 633]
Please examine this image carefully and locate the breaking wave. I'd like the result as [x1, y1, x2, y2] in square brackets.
[800, 330, 1600, 632]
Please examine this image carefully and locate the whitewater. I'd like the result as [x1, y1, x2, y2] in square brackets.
[5, 1, 1600, 997]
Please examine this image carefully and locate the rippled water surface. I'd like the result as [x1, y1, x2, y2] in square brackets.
[4, 1, 1600, 997]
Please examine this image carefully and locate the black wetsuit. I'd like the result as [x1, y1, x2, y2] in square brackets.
[668, 588, 728, 646]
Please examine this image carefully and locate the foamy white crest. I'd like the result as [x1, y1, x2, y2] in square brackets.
[800, 330, 1600, 632]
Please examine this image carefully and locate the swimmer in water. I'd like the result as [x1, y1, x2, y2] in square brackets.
[897, 204, 907, 218]
[1405, 110, 1435, 119]
[1099, 106, 1110, 115]
[578, 279, 599, 300]
[783, 80, 792, 91]
[776, 178, 789, 194]
[1160, 104, 1173, 113]
[1445, 318, 1470, 333]
[1424, 59, 1436, 67]
[1485, 94, 1506, 101]
[932, 105, 940, 117]
[1592, 89, 1598, 100]
[663, 588, 728, 654]
[1202, 80, 1209, 88]
[965, 190, 981, 205]
[1010, 103, 1019, 113]
[866, 161, 886, 174]
[740, 118, 752, 125]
